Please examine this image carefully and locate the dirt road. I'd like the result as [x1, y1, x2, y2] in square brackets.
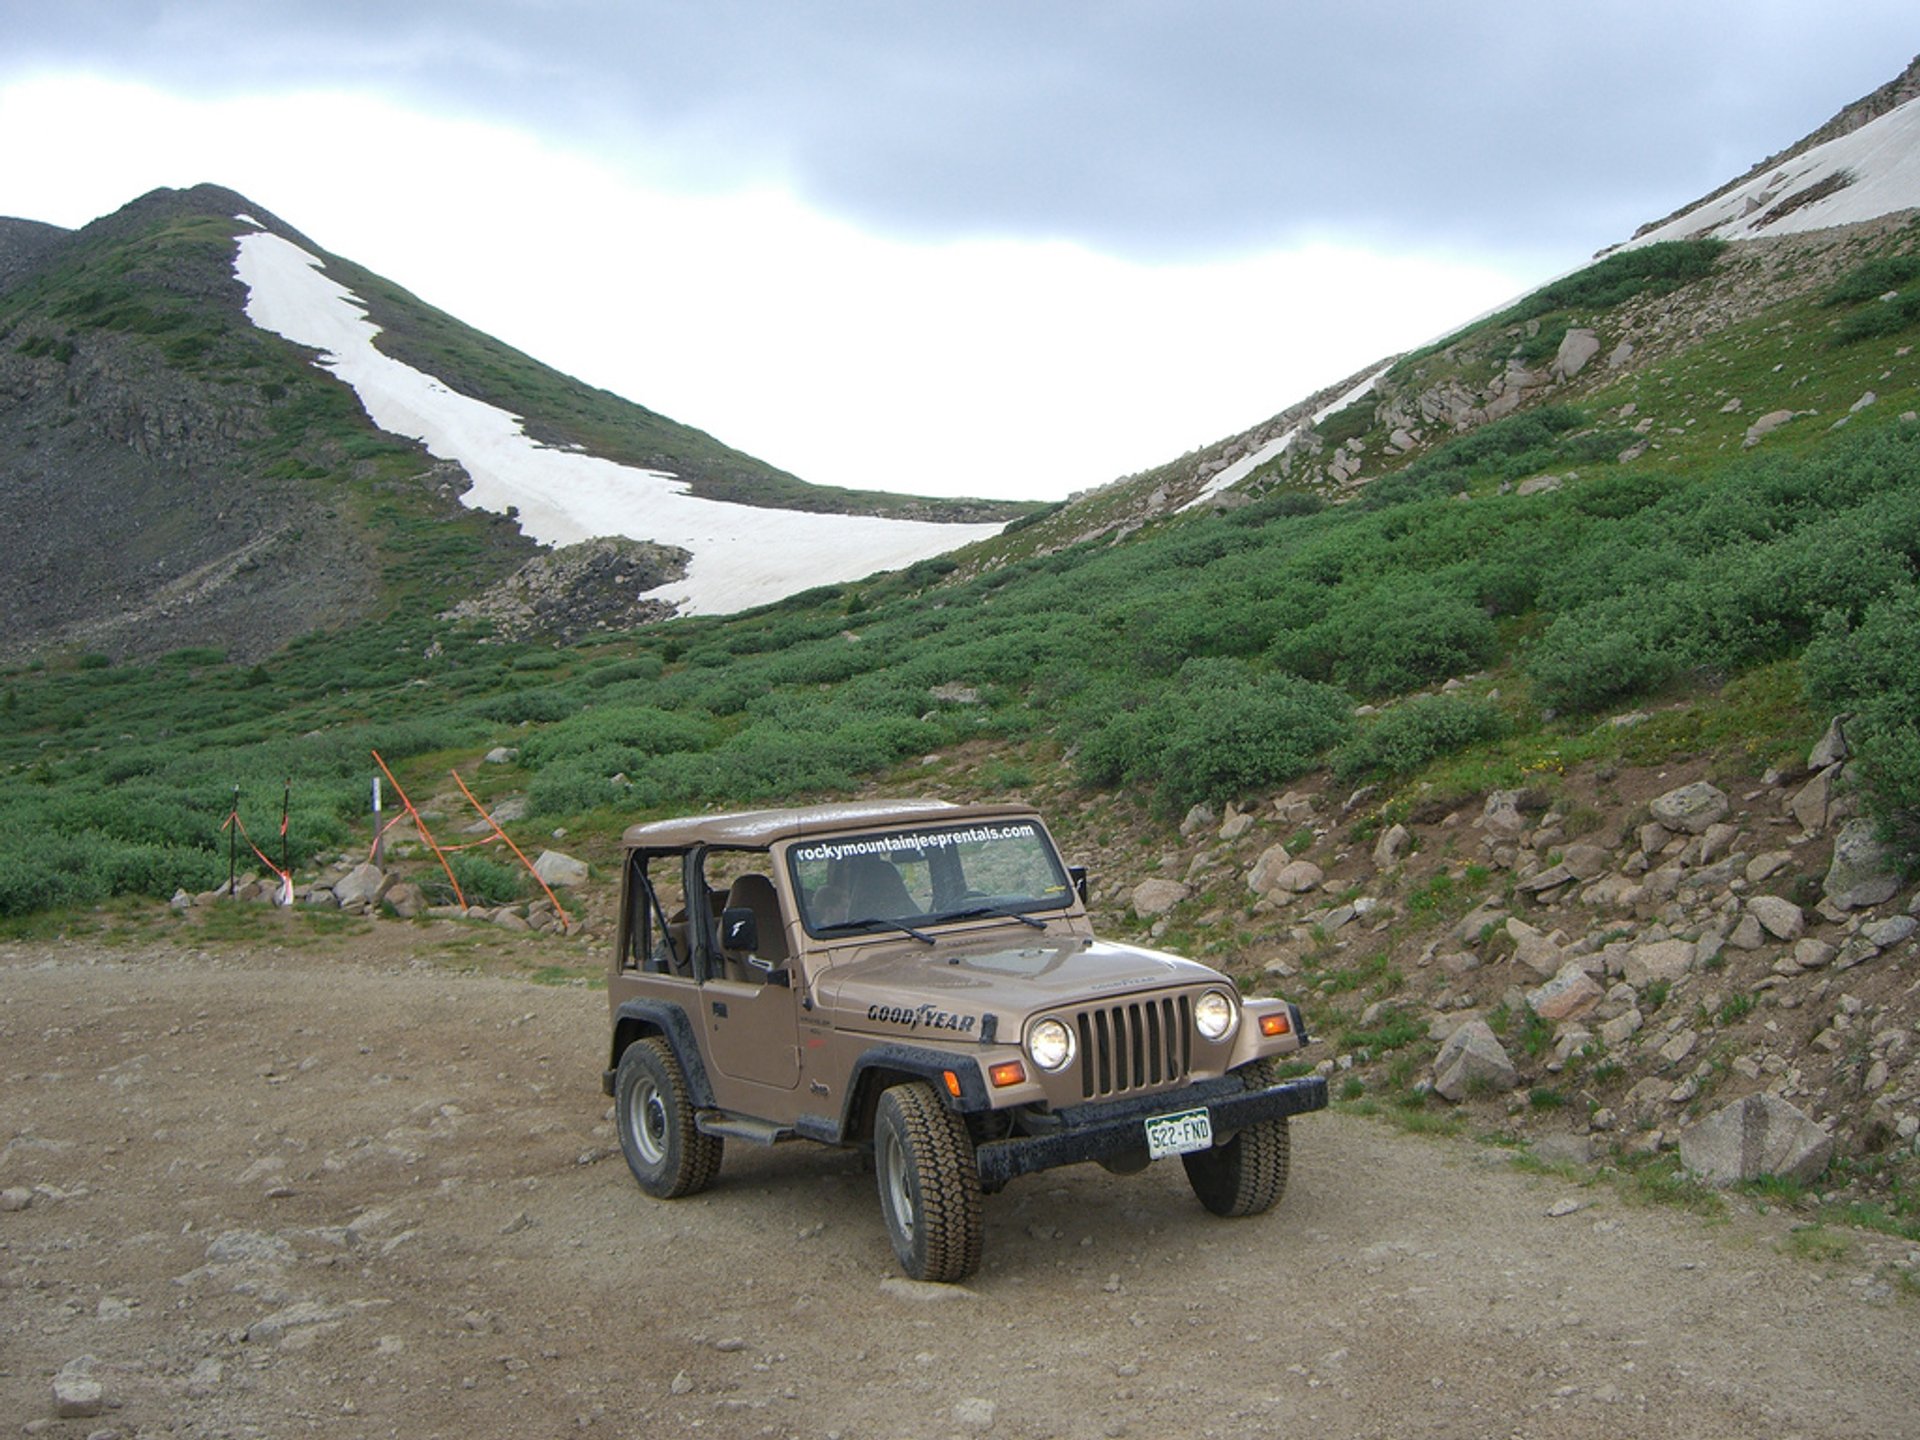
[2, 927, 1915, 1439]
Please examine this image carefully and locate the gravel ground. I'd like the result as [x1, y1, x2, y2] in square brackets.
[2, 927, 1916, 1440]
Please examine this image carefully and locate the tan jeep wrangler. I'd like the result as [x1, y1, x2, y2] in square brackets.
[602, 799, 1326, 1282]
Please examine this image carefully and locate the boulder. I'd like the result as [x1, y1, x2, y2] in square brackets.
[1807, 714, 1851, 771]
[1863, 914, 1917, 948]
[1679, 1094, 1833, 1186]
[384, 881, 428, 919]
[1551, 328, 1601, 380]
[1561, 843, 1612, 881]
[1824, 818, 1901, 910]
[1506, 917, 1567, 979]
[332, 863, 390, 909]
[1372, 823, 1411, 870]
[1623, 939, 1694, 989]
[1745, 895, 1805, 941]
[1649, 782, 1730, 836]
[1246, 844, 1294, 897]
[1790, 763, 1842, 833]
[1269, 860, 1325, 895]
[1130, 878, 1190, 918]
[1527, 962, 1604, 1023]
[1432, 1020, 1518, 1101]
[533, 849, 591, 889]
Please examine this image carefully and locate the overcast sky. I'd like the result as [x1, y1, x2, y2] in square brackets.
[1, 4, 1914, 501]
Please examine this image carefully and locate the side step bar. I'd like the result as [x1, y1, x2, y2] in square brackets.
[695, 1110, 794, 1146]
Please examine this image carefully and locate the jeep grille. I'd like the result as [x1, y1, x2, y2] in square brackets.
[1074, 994, 1192, 1100]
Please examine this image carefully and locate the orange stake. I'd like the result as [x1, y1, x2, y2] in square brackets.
[449, 768, 573, 927]
[370, 750, 466, 910]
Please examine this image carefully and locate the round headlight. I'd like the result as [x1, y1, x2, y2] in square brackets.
[1195, 989, 1238, 1041]
[1029, 1017, 1076, 1072]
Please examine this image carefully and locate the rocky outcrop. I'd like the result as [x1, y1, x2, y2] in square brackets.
[1092, 712, 1917, 1202]
[440, 536, 688, 641]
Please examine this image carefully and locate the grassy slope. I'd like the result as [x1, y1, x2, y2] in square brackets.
[6, 218, 1919, 898]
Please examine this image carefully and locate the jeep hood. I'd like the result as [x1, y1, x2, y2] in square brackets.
[814, 936, 1224, 1036]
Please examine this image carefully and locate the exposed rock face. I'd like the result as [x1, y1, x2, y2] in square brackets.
[440, 536, 688, 641]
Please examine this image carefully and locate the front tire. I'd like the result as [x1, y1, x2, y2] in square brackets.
[874, 1083, 984, 1283]
[615, 1037, 723, 1199]
[1182, 1061, 1292, 1217]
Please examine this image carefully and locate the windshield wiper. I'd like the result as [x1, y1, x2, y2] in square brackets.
[942, 903, 1047, 930]
[817, 915, 937, 945]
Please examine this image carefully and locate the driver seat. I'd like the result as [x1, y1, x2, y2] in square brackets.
[722, 873, 788, 981]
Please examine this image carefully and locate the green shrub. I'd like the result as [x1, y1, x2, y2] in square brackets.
[1820, 255, 1920, 307]
[1804, 582, 1920, 852]
[1333, 695, 1507, 781]
[1077, 658, 1350, 809]
[444, 852, 528, 907]
[1831, 290, 1920, 345]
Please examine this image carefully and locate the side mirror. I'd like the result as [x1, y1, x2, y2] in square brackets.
[719, 906, 759, 954]
[1069, 865, 1091, 906]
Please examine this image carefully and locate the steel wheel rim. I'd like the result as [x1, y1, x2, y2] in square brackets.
[883, 1128, 915, 1240]
[631, 1077, 668, 1165]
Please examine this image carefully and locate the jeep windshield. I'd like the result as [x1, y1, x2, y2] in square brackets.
[788, 820, 1073, 937]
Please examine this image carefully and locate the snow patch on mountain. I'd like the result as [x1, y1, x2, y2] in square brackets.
[1632, 92, 1920, 246]
[232, 228, 1003, 615]
[1178, 364, 1393, 513]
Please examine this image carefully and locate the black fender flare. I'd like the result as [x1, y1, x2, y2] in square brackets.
[831, 1043, 992, 1145]
[605, 1000, 714, 1107]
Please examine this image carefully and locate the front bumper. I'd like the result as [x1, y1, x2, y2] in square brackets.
[973, 1072, 1328, 1191]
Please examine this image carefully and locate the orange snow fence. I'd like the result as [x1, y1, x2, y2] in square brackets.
[369, 749, 466, 909]
[366, 750, 574, 927]
[220, 807, 294, 905]
[449, 768, 573, 927]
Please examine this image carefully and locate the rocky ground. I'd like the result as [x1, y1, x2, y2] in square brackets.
[4, 924, 1919, 1440]
[1078, 710, 1920, 1216]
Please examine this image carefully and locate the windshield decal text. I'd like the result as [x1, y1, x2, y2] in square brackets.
[795, 823, 1039, 865]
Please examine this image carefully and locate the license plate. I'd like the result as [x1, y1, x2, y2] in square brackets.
[1145, 1107, 1213, 1159]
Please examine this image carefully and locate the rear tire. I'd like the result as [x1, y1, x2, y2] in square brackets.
[1182, 1061, 1292, 1217]
[615, 1037, 723, 1199]
[874, 1083, 984, 1283]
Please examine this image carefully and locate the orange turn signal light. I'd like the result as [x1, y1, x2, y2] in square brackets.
[1259, 1012, 1291, 1038]
[942, 1070, 964, 1098]
[988, 1060, 1028, 1088]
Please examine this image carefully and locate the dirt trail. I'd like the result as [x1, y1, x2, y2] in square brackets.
[2, 931, 1915, 1440]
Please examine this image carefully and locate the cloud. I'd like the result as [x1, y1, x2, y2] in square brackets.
[3, 5, 1915, 501]
[6, 2, 1916, 267]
